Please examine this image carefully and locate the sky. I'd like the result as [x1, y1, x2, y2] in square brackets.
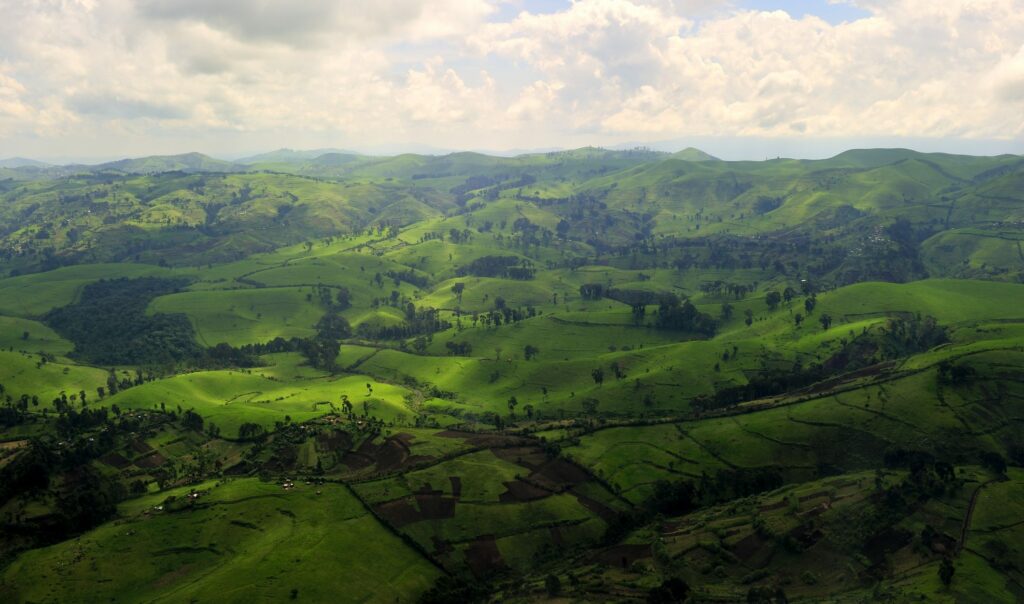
[1, 0, 1023, 162]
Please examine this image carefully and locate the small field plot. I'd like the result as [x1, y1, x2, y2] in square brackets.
[354, 440, 627, 576]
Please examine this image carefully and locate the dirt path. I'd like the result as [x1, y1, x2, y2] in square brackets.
[957, 479, 997, 555]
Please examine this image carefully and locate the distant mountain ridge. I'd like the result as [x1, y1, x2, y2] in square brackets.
[0, 157, 50, 168]
[95, 152, 243, 174]
[673, 147, 719, 161]
[236, 148, 364, 164]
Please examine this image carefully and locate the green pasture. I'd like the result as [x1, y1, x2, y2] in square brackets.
[101, 363, 416, 437]
[148, 287, 325, 346]
[0, 478, 440, 603]
[0, 263, 186, 316]
[0, 315, 73, 355]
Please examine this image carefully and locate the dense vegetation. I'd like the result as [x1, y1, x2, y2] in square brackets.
[0, 147, 1022, 602]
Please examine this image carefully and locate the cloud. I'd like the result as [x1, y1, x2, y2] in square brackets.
[68, 94, 190, 120]
[991, 45, 1024, 102]
[136, 0, 496, 46]
[1, 0, 1023, 156]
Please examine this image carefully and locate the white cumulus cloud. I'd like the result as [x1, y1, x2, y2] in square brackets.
[0, 0, 1021, 157]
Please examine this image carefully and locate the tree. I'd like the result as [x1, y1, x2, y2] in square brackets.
[721, 302, 734, 320]
[335, 287, 352, 310]
[238, 422, 266, 441]
[765, 291, 782, 310]
[524, 344, 540, 361]
[939, 557, 955, 587]
[451, 282, 465, 303]
[794, 313, 803, 327]
[507, 396, 518, 417]
[556, 219, 570, 239]
[591, 368, 604, 386]
[782, 287, 796, 303]
[819, 313, 833, 331]
[180, 409, 204, 432]
[744, 308, 754, 327]
[21, 331, 29, 341]
[804, 295, 816, 314]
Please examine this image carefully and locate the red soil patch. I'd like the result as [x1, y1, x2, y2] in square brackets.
[375, 438, 409, 471]
[374, 498, 421, 528]
[98, 451, 132, 469]
[533, 458, 589, 487]
[133, 451, 167, 468]
[347, 434, 424, 472]
[130, 440, 154, 454]
[414, 485, 456, 520]
[437, 430, 522, 448]
[491, 446, 548, 469]
[465, 536, 506, 578]
[594, 544, 652, 568]
[732, 532, 770, 561]
[572, 489, 619, 523]
[806, 361, 894, 395]
[317, 430, 353, 452]
[341, 451, 375, 469]
[406, 454, 432, 466]
[450, 476, 462, 498]
[223, 460, 252, 476]
[498, 480, 551, 503]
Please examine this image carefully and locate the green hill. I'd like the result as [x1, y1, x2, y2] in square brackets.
[1, 147, 1023, 602]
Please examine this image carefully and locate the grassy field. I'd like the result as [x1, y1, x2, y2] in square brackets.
[149, 287, 326, 346]
[0, 316, 73, 355]
[0, 263, 188, 316]
[0, 478, 441, 603]
[101, 356, 417, 437]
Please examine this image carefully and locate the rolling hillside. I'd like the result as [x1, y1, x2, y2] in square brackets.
[0, 147, 1022, 603]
